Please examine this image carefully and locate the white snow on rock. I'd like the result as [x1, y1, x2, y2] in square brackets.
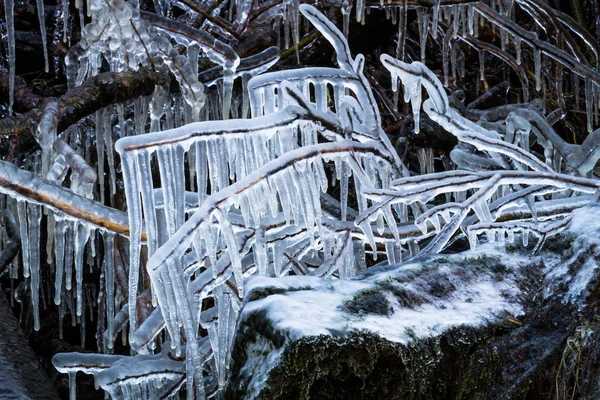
[238, 245, 537, 397]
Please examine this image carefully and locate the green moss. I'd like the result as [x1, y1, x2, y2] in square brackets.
[245, 286, 313, 302]
[226, 309, 288, 399]
[377, 280, 427, 308]
[230, 326, 507, 400]
[543, 232, 576, 253]
[339, 289, 392, 316]
[258, 331, 444, 400]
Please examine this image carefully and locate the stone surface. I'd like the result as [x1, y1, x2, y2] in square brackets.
[225, 205, 600, 399]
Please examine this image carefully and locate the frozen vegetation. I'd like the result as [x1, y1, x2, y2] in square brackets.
[0, 0, 600, 398]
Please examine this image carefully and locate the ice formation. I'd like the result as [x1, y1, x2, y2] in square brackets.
[0, 0, 598, 399]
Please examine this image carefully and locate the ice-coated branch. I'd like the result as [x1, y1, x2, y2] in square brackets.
[382, 56, 552, 172]
[0, 160, 139, 239]
[467, 215, 572, 253]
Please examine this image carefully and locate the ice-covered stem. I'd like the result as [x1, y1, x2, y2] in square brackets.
[146, 141, 394, 376]
[517, 0, 599, 69]
[299, 5, 409, 178]
[381, 56, 551, 172]
[141, 10, 240, 116]
[567, 128, 600, 175]
[0, 160, 142, 239]
[467, 215, 572, 254]
[37, 100, 59, 177]
[53, 352, 191, 398]
[53, 353, 126, 375]
[53, 140, 97, 197]
[198, 46, 280, 85]
[300, 5, 380, 134]
[0, 209, 20, 275]
[56, 68, 167, 133]
[368, 170, 600, 205]
[475, 3, 600, 84]
[176, 0, 241, 39]
[359, 170, 600, 253]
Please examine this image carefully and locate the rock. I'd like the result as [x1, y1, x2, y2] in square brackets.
[225, 205, 600, 399]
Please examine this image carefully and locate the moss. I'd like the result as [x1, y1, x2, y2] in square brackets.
[339, 288, 392, 316]
[379, 281, 427, 308]
[257, 331, 445, 400]
[232, 325, 509, 400]
[245, 286, 312, 302]
[543, 232, 576, 254]
[226, 309, 288, 399]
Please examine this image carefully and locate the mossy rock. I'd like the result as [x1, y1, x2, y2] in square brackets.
[226, 322, 524, 400]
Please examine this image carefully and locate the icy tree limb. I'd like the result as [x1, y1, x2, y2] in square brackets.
[175, 0, 241, 39]
[381, 56, 552, 172]
[0, 68, 166, 137]
[476, 3, 600, 83]
[198, 46, 280, 85]
[0, 161, 142, 239]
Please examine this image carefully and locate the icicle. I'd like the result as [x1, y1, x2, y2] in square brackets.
[62, 0, 68, 42]
[46, 210, 55, 265]
[534, 48, 541, 92]
[17, 202, 30, 277]
[341, 0, 352, 38]
[479, 51, 485, 82]
[28, 204, 42, 331]
[5, 0, 15, 114]
[120, 152, 143, 343]
[95, 111, 105, 204]
[69, 372, 77, 400]
[74, 222, 90, 317]
[64, 223, 74, 291]
[35, 0, 49, 73]
[103, 232, 116, 349]
[37, 101, 59, 177]
[467, 5, 475, 35]
[340, 163, 348, 221]
[356, 0, 365, 23]
[54, 219, 66, 305]
[417, 9, 429, 63]
[585, 78, 594, 133]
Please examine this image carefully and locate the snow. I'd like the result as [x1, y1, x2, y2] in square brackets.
[544, 204, 600, 306]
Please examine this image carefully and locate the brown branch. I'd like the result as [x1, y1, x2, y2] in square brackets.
[0, 160, 146, 240]
[0, 68, 167, 137]
[0, 74, 44, 113]
[0, 209, 20, 275]
[177, 0, 241, 39]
